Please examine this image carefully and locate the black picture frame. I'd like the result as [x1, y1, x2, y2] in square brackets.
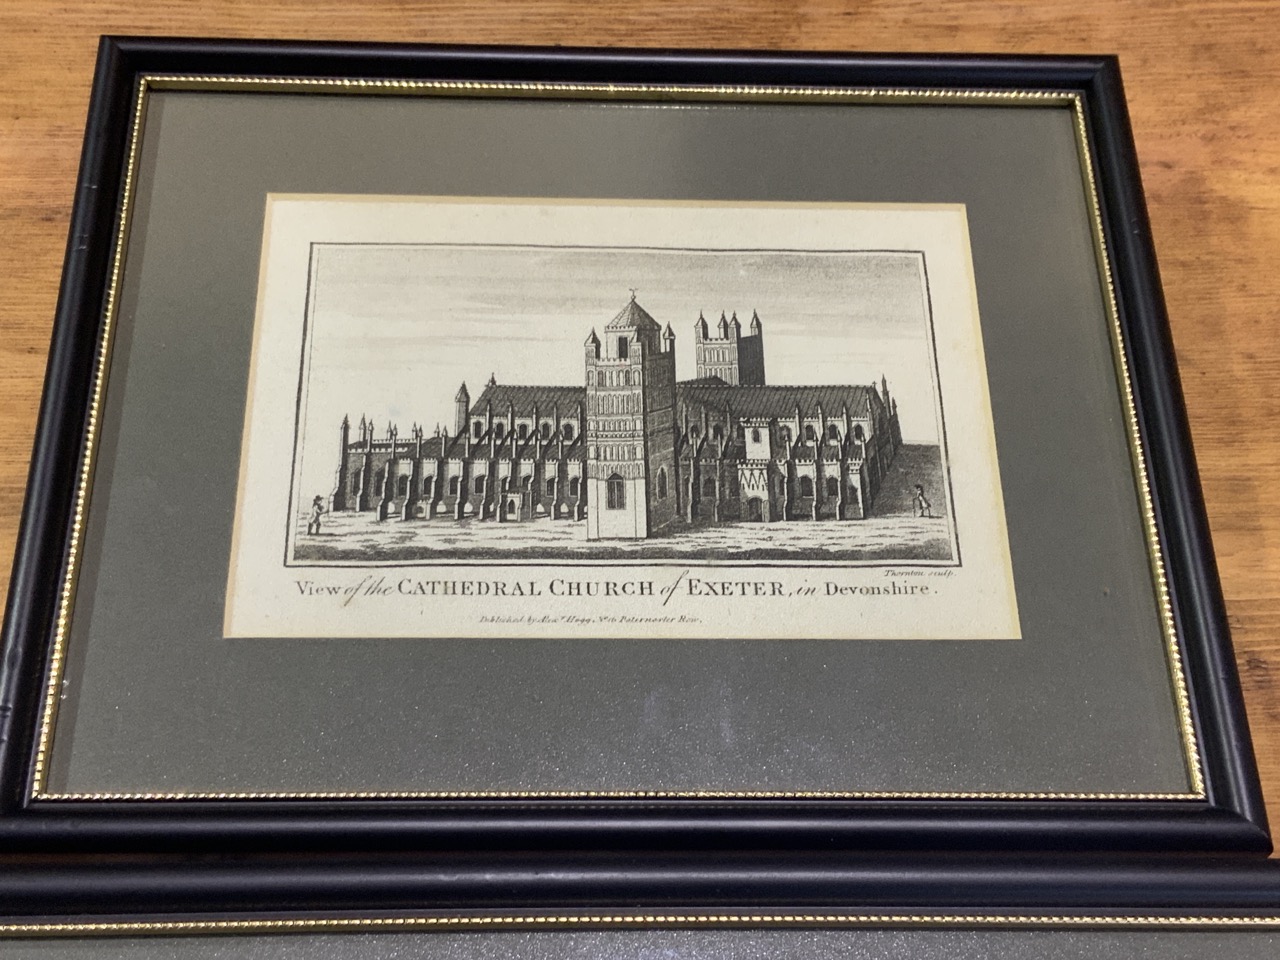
[0, 36, 1268, 889]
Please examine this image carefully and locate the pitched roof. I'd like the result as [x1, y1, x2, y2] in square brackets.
[469, 384, 586, 418]
[462, 379, 880, 429]
[676, 383, 876, 420]
[604, 295, 661, 334]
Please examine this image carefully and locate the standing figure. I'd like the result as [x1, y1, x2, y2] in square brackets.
[307, 495, 325, 535]
[913, 484, 932, 519]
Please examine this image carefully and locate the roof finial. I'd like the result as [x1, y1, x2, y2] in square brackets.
[488, 372, 497, 387]
[629, 287, 638, 301]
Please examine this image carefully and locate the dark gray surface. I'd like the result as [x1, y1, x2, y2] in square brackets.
[48, 92, 1189, 795]
[7, 926, 1280, 959]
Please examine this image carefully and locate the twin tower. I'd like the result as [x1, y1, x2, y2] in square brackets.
[582, 295, 765, 540]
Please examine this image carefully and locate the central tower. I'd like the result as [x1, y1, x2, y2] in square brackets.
[584, 294, 678, 540]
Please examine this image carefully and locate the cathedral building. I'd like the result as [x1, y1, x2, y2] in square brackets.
[329, 295, 903, 540]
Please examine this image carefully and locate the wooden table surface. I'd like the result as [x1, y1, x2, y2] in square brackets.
[2, 2, 1279, 842]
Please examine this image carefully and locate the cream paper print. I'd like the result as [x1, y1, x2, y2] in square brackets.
[225, 197, 1020, 640]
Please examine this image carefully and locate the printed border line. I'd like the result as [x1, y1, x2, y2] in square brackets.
[280, 244, 321, 567]
[30, 77, 1202, 804]
[918, 251, 963, 565]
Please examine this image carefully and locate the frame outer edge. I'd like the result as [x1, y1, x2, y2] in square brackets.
[0, 38, 134, 811]
[2, 855, 1280, 916]
[103, 35, 1111, 89]
[1085, 59, 1269, 844]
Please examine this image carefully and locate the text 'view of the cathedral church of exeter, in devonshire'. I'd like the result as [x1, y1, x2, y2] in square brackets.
[329, 295, 904, 541]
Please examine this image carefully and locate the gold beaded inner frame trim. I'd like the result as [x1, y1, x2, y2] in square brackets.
[3, 910, 1280, 939]
[28, 74, 1203, 802]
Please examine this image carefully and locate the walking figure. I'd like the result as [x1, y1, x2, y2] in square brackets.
[307, 495, 325, 535]
[913, 484, 933, 519]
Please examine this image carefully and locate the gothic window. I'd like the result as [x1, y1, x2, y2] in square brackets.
[521, 476, 531, 490]
[449, 477, 459, 496]
[423, 477, 433, 496]
[373, 468, 384, 490]
[607, 473, 626, 510]
[541, 422, 551, 440]
[657, 468, 668, 500]
[712, 424, 723, 441]
[828, 424, 840, 441]
[751, 427, 761, 443]
[804, 424, 816, 442]
[546, 478, 555, 496]
[569, 477, 580, 497]
[690, 426, 701, 440]
[621, 370, 630, 386]
[518, 423, 528, 440]
[473, 420, 483, 438]
[494, 422, 505, 439]
[397, 475, 409, 497]
[563, 423, 575, 440]
[617, 337, 629, 359]
[825, 477, 839, 497]
[702, 477, 716, 498]
[854, 424, 866, 441]
[474, 476, 485, 493]
[350, 476, 359, 495]
[634, 371, 642, 385]
[779, 426, 792, 443]
[800, 476, 814, 497]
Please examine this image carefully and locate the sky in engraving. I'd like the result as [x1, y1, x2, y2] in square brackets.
[295, 244, 944, 499]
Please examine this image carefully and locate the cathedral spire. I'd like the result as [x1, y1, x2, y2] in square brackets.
[454, 382, 470, 436]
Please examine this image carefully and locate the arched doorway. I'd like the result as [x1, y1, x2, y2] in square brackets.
[746, 497, 764, 522]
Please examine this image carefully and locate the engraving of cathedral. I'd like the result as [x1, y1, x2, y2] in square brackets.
[329, 294, 905, 542]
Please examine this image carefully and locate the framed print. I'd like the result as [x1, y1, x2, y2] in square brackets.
[0, 39, 1268, 859]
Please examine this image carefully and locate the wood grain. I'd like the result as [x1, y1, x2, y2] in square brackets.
[2, 2, 1279, 838]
